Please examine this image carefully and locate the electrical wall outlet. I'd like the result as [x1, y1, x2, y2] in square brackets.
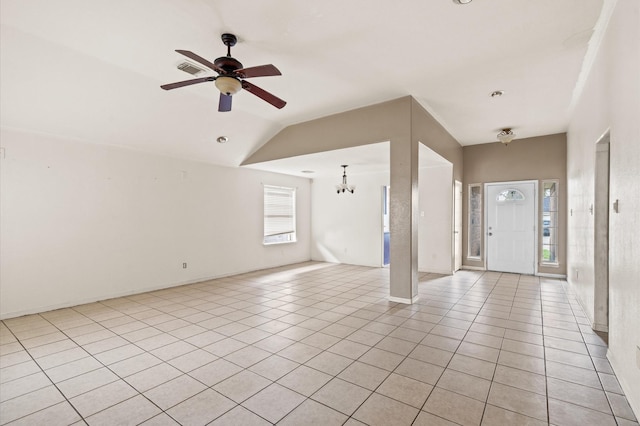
[182, 262, 187, 269]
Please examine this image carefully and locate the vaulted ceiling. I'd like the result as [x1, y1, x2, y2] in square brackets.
[1, 0, 604, 172]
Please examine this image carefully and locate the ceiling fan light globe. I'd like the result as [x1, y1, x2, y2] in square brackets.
[215, 76, 242, 95]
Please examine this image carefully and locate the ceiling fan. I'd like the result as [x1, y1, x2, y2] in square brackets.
[161, 33, 286, 112]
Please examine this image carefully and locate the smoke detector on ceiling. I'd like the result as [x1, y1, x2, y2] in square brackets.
[177, 61, 206, 76]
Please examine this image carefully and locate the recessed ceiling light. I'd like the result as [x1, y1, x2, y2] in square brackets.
[216, 136, 228, 144]
[452, 0, 472, 4]
[491, 90, 504, 97]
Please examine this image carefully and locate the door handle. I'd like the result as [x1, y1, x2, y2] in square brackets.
[488, 232, 493, 236]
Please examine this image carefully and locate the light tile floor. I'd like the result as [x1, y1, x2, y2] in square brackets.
[1, 262, 638, 425]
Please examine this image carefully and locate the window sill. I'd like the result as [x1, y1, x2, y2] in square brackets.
[263, 240, 297, 246]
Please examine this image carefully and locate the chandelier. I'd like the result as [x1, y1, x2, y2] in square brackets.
[336, 165, 355, 194]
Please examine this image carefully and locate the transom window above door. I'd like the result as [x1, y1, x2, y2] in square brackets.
[496, 189, 525, 202]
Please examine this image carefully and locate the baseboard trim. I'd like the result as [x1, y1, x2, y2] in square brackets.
[0, 259, 313, 320]
[461, 265, 486, 271]
[536, 272, 567, 279]
[607, 348, 640, 420]
[389, 295, 420, 305]
[593, 323, 609, 333]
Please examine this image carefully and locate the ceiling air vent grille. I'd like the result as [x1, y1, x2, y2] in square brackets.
[177, 61, 206, 76]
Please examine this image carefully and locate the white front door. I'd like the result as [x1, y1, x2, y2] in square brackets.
[454, 181, 462, 271]
[486, 182, 536, 275]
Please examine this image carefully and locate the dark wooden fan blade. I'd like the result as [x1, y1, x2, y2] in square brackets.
[219, 93, 232, 112]
[241, 81, 286, 109]
[160, 77, 213, 90]
[175, 50, 224, 74]
[235, 64, 281, 79]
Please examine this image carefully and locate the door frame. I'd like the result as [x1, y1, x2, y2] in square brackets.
[453, 180, 463, 272]
[593, 131, 610, 332]
[484, 180, 539, 275]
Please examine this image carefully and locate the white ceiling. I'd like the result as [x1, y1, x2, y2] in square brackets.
[0, 0, 604, 174]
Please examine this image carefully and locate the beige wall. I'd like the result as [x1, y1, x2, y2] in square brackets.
[566, 0, 640, 412]
[243, 96, 463, 302]
[462, 133, 567, 275]
[242, 97, 411, 165]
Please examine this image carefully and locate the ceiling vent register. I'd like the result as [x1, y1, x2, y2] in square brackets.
[177, 61, 206, 76]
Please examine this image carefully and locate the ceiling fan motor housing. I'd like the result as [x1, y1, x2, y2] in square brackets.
[214, 56, 243, 74]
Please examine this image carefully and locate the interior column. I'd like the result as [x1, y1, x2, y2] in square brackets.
[389, 135, 419, 303]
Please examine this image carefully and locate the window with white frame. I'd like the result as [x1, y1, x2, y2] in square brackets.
[541, 180, 559, 265]
[263, 185, 296, 245]
[468, 184, 482, 259]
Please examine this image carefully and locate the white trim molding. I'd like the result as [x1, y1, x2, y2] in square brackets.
[388, 295, 420, 305]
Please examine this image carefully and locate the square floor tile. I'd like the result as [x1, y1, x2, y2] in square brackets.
[375, 336, 417, 356]
[85, 394, 160, 426]
[423, 387, 485, 426]
[607, 391, 637, 421]
[248, 354, 300, 381]
[143, 375, 207, 410]
[548, 398, 617, 426]
[311, 378, 372, 416]
[203, 337, 247, 357]
[481, 404, 547, 426]
[487, 382, 547, 421]
[252, 334, 295, 353]
[409, 344, 454, 367]
[70, 380, 137, 417]
[413, 410, 459, 425]
[277, 342, 322, 364]
[448, 353, 496, 380]
[338, 361, 389, 390]
[0, 371, 52, 402]
[546, 359, 602, 389]
[125, 363, 183, 393]
[492, 364, 546, 395]
[497, 350, 545, 375]
[437, 369, 491, 402]
[358, 347, 404, 371]
[376, 373, 433, 408]
[209, 405, 271, 426]
[214, 370, 271, 403]
[304, 351, 353, 376]
[242, 383, 305, 423]
[224, 345, 271, 368]
[279, 398, 348, 426]
[394, 357, 444, 385]
[0, 385, 66, 424]
[547, 377, 611, 414]
[189, 358, 243, 386]
[353, 392, 419, 426]
[277, 365, 332, 396]
[166, 389, 235, 425]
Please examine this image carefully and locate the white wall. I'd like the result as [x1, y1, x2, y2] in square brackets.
[418, 164, 453, 274]
[567, 0, 640, 412]
[0, 128, 311, 318]
[311, 171, 389, 267]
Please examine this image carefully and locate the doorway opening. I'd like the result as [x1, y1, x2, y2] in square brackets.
[382, 185, 390, 266]
[594, 131, 610, 332]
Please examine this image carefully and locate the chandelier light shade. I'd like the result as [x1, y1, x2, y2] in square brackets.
[497, 128, 516, 145]
[336, 165, 355, 194]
